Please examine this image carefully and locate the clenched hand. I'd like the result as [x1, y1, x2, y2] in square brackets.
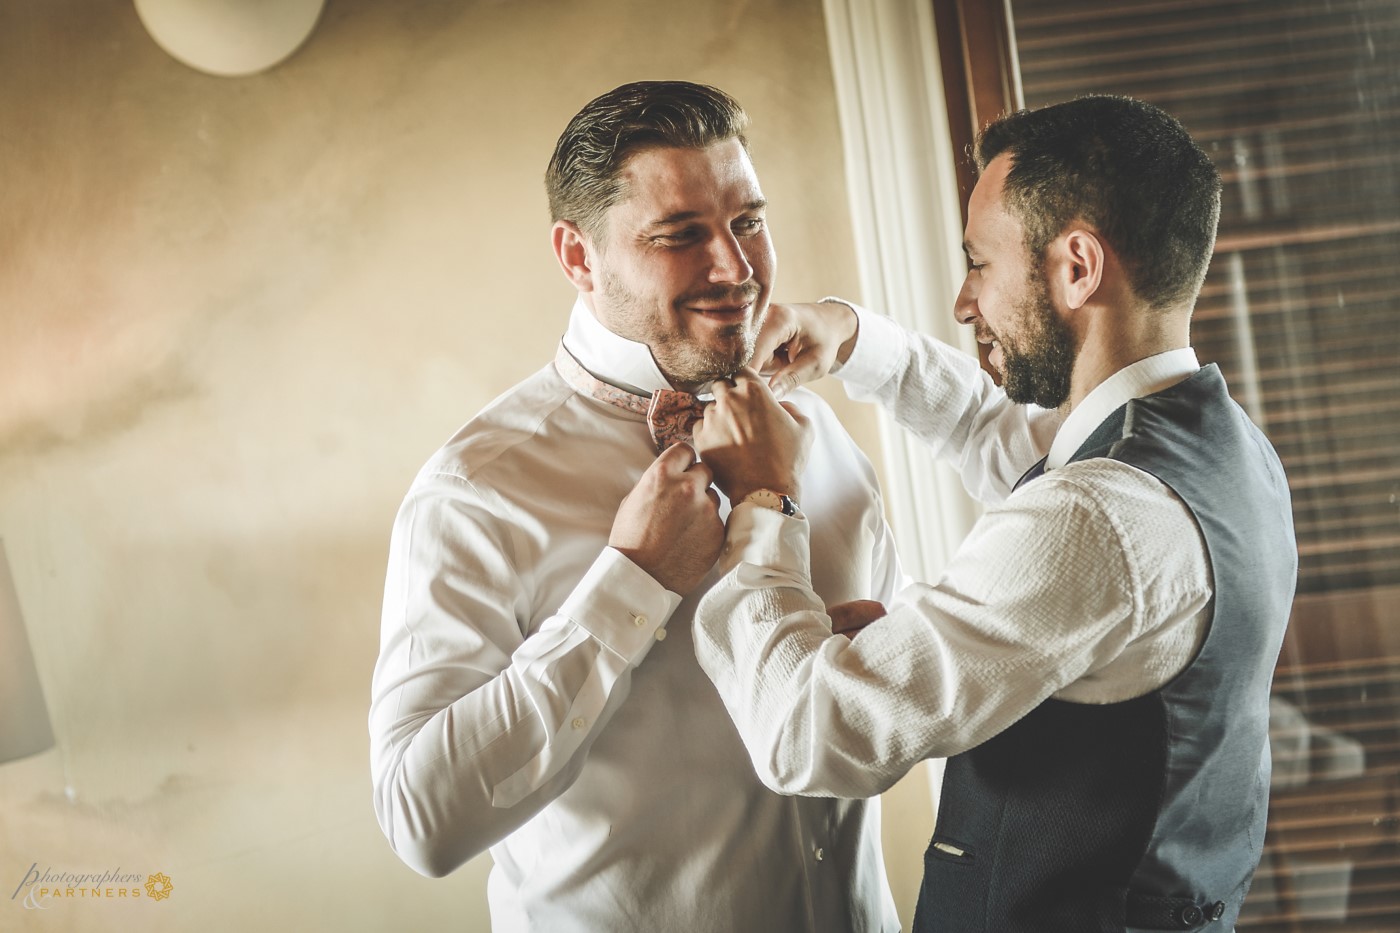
[693, 368, 812, 505]
[610, 443, 724, 595]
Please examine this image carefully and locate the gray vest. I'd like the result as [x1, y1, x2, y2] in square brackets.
[913, 364, 1297, 932]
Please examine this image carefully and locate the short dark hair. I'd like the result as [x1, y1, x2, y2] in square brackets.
[976, 95, 1222, 311]
[546, 81, 750, 236]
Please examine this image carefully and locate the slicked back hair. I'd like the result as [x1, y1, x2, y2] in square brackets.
[976, 95, 1222, 312]
[546, 81, 750, 237]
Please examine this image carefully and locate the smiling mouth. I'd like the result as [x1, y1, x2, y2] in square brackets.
[974, 329, 1004, 367]
[687, 301, 753, 322]
[987, 340, 1005, 372]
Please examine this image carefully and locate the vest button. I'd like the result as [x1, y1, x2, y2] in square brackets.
[1209, 901, 1226, 921]
[1177, 904, 1204, 926]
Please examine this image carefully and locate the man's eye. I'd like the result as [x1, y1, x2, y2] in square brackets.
[735, 217, 765, 235]
[656, 229, 699, 245]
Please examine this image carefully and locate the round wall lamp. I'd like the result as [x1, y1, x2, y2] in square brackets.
[134, 0, 325, 77]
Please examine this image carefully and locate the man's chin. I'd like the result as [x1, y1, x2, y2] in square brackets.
[697, 352, 753, 383]
[696, 326, 755, 360]
[1004, 368, 1070, 409]
[659, 345, 754, 388]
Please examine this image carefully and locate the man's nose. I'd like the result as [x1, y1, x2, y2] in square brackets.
[708, 232, 754, 284]
[953, 274, 978, 325]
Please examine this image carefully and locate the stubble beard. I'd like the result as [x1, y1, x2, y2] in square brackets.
[599, 272, 765, 389]
[999, 271, 1077, 410]
[654, 310, 764, 388]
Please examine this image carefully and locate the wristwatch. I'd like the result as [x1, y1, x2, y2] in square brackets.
[741, 489, 799, 517]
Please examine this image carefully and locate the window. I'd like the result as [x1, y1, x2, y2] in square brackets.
[937, 0, 1400, 927]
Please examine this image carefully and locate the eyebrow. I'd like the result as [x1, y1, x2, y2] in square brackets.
[648, 199, 768, 228]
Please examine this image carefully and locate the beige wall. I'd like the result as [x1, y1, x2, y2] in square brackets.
[0, 0, 931, 929]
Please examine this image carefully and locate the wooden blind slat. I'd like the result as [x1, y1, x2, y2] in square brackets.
[1005, 2, 1400, 928]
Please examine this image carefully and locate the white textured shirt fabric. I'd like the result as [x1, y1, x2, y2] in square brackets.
[694, 303, 1214, 799]
[370, 299, 903, 932]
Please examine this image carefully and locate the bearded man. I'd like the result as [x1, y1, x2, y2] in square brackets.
[626, 95, 1298, 932]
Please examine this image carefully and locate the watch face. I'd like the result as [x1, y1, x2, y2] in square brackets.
[745, 490, 797, 515]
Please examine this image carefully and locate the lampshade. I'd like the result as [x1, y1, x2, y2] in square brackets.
[0, 539, 55, 764]
[134, 0, 326, 78]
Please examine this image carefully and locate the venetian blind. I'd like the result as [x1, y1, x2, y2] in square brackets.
[1005, 1, 1400, 929]
[1010, 0, 1400, 598]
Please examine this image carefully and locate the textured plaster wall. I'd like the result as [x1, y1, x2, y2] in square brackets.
[0, 1, 931, 929]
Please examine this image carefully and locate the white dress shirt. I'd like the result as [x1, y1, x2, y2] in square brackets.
[693, 303, 1213, 799]
[370, 299, 903, 932]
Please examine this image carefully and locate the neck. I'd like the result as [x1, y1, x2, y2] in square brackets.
[1065, 305, 1191, 413]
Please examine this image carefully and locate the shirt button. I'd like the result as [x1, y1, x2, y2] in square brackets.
[632, 613, 648, 628]
[571, 717, 587, 730]
[813, 847, 824, 861]
[655, 628, 668, 641]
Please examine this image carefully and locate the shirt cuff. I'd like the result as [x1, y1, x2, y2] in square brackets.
[720, 502, 813, 586]
[819, 297, 908, 390]
[559, 548, 682, 666]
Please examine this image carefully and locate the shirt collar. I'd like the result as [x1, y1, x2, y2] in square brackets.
[1045, 347, 1201, 469]
[561, 298, 676, 396]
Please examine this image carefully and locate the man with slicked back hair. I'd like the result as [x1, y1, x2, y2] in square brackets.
[370, 81, 903, 932]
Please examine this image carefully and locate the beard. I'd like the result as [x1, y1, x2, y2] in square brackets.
[598, 273, 764, 389]
[657, 320, 760, 386]
[999, 272, 1077, 410]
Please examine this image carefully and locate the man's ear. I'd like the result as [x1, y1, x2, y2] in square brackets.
[1049, 227, 1105, 311]
[552, 220, 597, 292]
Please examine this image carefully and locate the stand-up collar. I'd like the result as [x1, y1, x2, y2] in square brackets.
[561, 298, 676, 395]
[1046, 348, 1201, 470]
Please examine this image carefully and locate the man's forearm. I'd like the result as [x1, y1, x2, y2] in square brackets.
[835, 302, 1060, 503]
[692, 506, 913, 799]
[372, 492, 680, 876]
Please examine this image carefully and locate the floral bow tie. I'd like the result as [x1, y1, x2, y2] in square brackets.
[554, 343, 708, 452]
[645, 390, 708, 452]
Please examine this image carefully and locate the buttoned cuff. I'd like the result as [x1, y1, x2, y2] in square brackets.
[820, 297, 908, 390]
[560, 548, 682, 666]
[720, 502, 813, 586]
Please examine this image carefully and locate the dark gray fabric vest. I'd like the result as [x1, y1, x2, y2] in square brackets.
[913, 364, 1297, 933]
